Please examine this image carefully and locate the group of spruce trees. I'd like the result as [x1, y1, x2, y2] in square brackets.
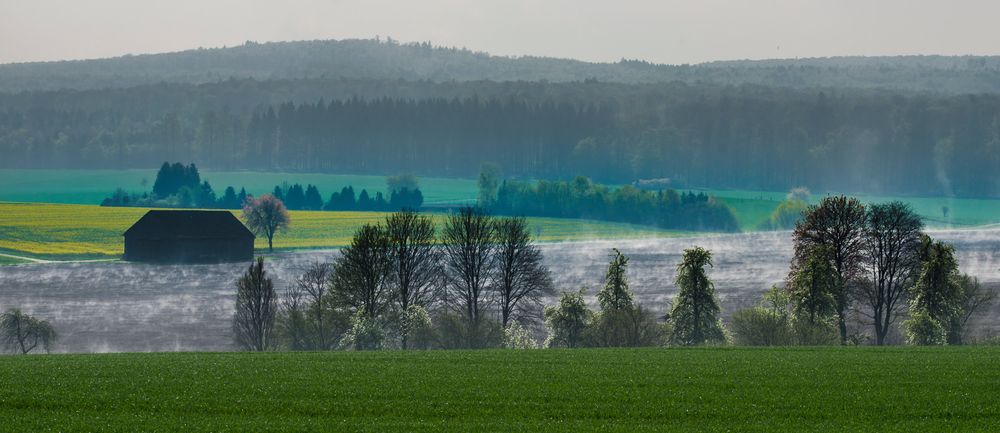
[100, 162, 423, 211]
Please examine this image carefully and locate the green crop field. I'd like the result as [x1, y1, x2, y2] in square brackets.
[1, 347, 998, 432]
[0, 169, 479, 206]
[697, 187, 1000, 229]
[4, 169, 1000, 233]
[0, 202, 685, 260]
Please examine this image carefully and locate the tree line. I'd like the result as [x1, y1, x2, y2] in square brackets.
[5, 38, 1000, 94]
[232, 201, 997, 352]
[100, 162, 423, 211]
[733, 196, 996, 346]
[7, 79, 1000, 196]
[480, 171, 740, 232]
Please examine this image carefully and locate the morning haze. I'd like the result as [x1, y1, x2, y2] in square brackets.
[3, 2, 1000, 431]
[2, 0, 999, 65]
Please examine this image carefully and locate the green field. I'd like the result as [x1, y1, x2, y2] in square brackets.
[697, 187, 1000, 229]
[0, 202, 685, 260]
[2, 347, 998, 431]
[3, 169, 1000, 233]
[0, 169, 479, 206]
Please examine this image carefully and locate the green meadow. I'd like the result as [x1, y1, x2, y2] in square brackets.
[2, 169, 1000, 233]
[0, 169, 478, 206]
[1, 347, 998, 432]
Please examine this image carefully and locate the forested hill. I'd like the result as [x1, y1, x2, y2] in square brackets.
[3, 38, 1000, 94]
[4, 78, 1000, 197]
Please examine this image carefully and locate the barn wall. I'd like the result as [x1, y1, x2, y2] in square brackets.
[124, 237, 254, 263]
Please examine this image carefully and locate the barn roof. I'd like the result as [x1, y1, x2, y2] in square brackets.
[124, 210, 255, 240]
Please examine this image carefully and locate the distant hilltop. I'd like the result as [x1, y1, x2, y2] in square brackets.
[2, 38, 1000, 93]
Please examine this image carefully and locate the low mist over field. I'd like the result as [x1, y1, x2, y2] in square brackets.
[3, 229, 998, 353]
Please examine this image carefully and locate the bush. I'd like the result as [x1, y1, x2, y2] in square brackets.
[903, 310, 947, 346]
[587, 305, 662, 347]
[339, 309, 385, 351]
[503, 322, 539, 349]
[433, 313, 502, 349]
[730, 307, 794, 346]
[544, 288, 593, 348]
[792, 318, 839, 345]
[399, 305, 435, 350]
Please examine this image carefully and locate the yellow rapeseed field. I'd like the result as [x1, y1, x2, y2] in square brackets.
[0, 202, 684, 260]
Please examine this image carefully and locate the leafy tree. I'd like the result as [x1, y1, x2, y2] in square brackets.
[790, 195, 866, 344]
[232, 257, 277, 351]
[0, 309, 56, 354]
[597, 248, 633, 311]
[789, 247, 838, 326]
[544, 288, 592, 348]
[730, 287, 794, 346]
[860, 202, 923, 345]
[669, 247, 725, 345]
[760, 199, 807, 230]
[477, 163, 502, 208]
[904, 238, 963, 345]
[386, 174, 419, 193]
[242, 193, 290, 252]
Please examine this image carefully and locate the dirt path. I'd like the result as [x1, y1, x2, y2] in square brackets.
[0, 252, 117, 264]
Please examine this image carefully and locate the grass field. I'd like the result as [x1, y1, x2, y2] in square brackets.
[1, 347, 998, 432]
[0, 202, 685, 260]
[3, 169, 1000, 233]
[698, 187, 1000, 229]
[0, 169, 479, 206]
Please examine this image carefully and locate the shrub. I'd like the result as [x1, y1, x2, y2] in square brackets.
[503, 322, 539, 349]
[339, 309, 385, 351]
[903, 310, 947, 346]
[730, 307, 794, 346]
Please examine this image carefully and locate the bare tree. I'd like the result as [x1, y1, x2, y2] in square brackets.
[442, 207, 497, 347]
[860, 202, 923, 345]
[0, 309, 56, 354]
[233, 257, 278, 351]
[330, 224, 393, 321]
[278, 280, 309, 350]
[384, 210, 440, 348]
[295, 262, 335, 349]
[242, 193, 290, 252]
[790, 195, 866, 344]
[494, 216, 553, 328]
[952, 274, 998, 343]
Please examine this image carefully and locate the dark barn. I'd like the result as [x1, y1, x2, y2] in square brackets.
[123, 210, 255, 263]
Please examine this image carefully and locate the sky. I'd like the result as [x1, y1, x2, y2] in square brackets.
[2, 0, 999, 65]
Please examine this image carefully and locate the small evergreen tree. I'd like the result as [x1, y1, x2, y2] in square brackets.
[598, 248, 633, 310]
[669, 247, 725, 345]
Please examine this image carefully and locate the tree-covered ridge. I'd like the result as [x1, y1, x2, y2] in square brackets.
[6, 80, 1000, 196]
[4, 38, 1000, 93]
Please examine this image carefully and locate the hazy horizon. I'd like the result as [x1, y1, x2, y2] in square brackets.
[3, 0, 1000, 65]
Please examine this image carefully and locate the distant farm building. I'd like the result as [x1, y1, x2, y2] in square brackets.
[123, 210, 255, 263]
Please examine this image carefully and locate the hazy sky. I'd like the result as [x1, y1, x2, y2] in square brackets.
[2, 0, 999, 65]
